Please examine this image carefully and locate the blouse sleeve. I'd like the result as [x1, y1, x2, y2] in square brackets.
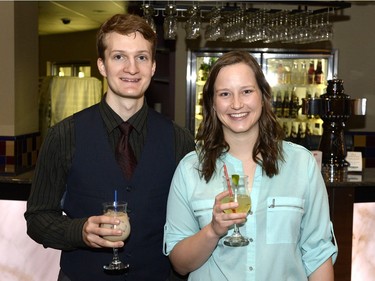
[163, 152, 200, 255]
[300, 153, 338, 276]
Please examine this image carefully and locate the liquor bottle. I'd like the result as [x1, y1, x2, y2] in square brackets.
[276, 63, 284, 85]
[298, 122, 306, 140]
[314, 60, 324, 84]
[305, 90, 313, 119]
[313, 92, 321, 119]
[275, 90, 283, 118]
[289, 91, 299, 119]
[291, 61, 299, 84]
[291, 121, 299, 140]
[282, 89, 290, 118]
[307, 61, 315, 84]
[300, 61, 307, 85]
[284, 63, 291, 84]
[272, 93, 277, 114]
[283, 120, 291, 138]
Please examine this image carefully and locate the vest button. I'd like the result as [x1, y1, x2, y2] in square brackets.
[126, 186, 132, 191]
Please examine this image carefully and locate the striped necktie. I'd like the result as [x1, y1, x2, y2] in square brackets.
[116, 122, 137, 179]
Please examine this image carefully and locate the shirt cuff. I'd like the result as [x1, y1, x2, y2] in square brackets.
[66, 217, 88, 248]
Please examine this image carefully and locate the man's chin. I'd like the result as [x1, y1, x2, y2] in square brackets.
[118, 92, 144, 100]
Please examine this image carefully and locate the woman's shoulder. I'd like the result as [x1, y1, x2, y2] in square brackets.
[180, 150, 199, 164]
[281, 141, 316, 162]
[282, 140, 312, 154]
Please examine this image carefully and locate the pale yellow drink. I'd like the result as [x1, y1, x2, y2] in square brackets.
[102, 211, 131, 242]
[221, 194, 251, 214]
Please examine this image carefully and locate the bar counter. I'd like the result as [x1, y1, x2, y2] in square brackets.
[1, 168, 375, 280]
[0, 170, 34, 200]
[326, 168, 375, 281]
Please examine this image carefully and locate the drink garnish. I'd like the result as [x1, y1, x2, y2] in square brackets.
[232, 174, 239, 187]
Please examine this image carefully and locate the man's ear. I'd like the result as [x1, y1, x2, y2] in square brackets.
[97, 58, 107, 77]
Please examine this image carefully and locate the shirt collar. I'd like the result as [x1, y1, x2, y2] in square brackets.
[99, 94, 148, 135]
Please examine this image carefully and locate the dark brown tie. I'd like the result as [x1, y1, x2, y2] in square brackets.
[116, 122, 137, 179]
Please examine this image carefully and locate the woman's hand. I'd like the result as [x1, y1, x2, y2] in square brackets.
[210, 190, 248, 238]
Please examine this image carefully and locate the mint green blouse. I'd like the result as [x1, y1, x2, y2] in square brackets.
[164, 141, 337, 281]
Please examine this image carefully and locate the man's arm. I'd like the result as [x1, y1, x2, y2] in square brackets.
[25, 119, 87, 250]
[173, 124, 195, 163]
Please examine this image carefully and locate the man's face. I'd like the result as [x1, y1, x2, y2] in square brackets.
[97, 31, 156, 100]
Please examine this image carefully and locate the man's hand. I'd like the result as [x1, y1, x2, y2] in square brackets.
[82, 215, 125, 248]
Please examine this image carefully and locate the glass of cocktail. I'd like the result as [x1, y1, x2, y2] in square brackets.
[221, 175, 251, 247]
[101, 201, 130, 270]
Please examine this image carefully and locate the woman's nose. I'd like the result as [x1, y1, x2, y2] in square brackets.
[231, 95, 243, 109]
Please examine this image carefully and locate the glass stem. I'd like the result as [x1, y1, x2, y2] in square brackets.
[233, 224, 241, 236]
[112, 248, 120, 264]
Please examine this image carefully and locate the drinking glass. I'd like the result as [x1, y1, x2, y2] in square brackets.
[101, 201, 130, 271]
[204, 6, 222, 41]
[163, 4, 177, 40]
[185, 5, 201, 39]
[141, 3, 156, 33]
[221, 175, 251, 247]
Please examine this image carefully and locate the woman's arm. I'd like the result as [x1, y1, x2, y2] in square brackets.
[169, 191, 247, 276]
[308, 256, 334, 281]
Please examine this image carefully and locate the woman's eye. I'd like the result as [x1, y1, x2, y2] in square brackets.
[219, 92, 230, 97]
[244, 89, 253, 95]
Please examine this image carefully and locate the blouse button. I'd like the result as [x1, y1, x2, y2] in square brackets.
[249, 266, 254, 271]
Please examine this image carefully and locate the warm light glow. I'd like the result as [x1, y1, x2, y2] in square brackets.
[266, 72, 278, 87]
[58, 67, 64, 77]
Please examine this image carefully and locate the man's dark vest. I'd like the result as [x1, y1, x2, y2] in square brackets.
[61, 105, 175, 281]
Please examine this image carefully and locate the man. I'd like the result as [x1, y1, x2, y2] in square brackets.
[25, 14, 194, 281]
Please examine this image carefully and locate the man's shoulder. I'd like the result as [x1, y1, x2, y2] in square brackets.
[172, 122, 193, 136]
[172, 122, 195, 146]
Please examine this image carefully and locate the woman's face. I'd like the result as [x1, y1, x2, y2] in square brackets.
[213, 62, 263, 137]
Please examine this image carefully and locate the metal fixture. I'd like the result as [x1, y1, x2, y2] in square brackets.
[133, 1, 351, 42]
[302, 79, 367, 182]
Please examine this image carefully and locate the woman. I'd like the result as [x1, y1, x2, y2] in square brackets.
[164, 51, 337, 281]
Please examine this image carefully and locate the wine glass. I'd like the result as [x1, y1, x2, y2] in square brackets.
[101, 201, 131, 271]
[221, 175, 251, 247]
[163, 4, 177, 40]
[185, 5, 202, 39]
[141, 3, 156, 33]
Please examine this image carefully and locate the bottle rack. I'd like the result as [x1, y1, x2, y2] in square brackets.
[272, 83, 327, 148]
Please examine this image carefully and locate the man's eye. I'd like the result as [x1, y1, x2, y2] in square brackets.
[113, 54, 123, 60]
[138, 55, 148, 61]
